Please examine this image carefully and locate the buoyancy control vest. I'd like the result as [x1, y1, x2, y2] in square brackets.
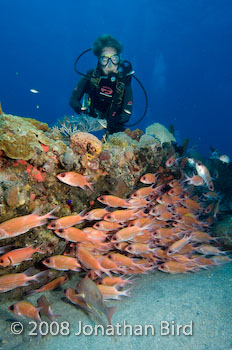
[88, 62, 132, 119]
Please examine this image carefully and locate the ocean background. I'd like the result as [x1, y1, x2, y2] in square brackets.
[1, 2, 232, 350]
[1, 0, 232, 157]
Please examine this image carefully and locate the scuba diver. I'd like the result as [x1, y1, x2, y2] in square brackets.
[70, 34, 133, 134]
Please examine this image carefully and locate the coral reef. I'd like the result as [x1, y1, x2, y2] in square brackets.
[124, 128, 144, 141]
[0, 114, 51, 160]
[0, 112, 230, 304]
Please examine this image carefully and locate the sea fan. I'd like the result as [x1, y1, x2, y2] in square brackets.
[54, 115, 107, 136]
[146, 122, 176, 145]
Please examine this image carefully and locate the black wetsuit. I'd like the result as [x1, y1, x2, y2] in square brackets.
[70, 64, 133, 134]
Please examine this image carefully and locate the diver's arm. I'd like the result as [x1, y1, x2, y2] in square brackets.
[120, 84, 133, 123]
[69, 74, 90, 114]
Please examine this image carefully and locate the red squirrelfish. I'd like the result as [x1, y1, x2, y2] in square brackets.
[0, 269, 47, 293]
[57, 172, 93, 191]
[97, 195, 130, 208]
[42, 255, 81, 271]
[8, 301, 41, 322]
[140, 173, 157, 184]
[0, 207, 58, 239]
[0, 245, 44, 267]
[47, 210, 86, 229]
[54, 227, 91, 243]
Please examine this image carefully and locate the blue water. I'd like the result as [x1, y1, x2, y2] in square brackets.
[1, 0, 232, 156]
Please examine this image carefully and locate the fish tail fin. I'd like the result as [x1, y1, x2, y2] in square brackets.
[30, 270, 50, 283]
[41, 206, 59, 221]
[121, 286, 133, 298]
[106, 306, 116, 325]
[87, 182, 94, 191]
[26, 289, 38, 296]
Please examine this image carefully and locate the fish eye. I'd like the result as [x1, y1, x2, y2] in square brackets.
[60, 173, 66, 178]
[99, 196, 104, 201]
[95, 223, 100, 227]
[45, 258, 50, 263]
[127, 246, 132, 251]
[106, 215, 111, 219]
[112, 236, 117, 240]
[133, 193, 137, 197]
[9, 305, 14, 311]
[51, 223, 56, 228]
[0, 259, 3, 263]
[58, 229, 64, 233]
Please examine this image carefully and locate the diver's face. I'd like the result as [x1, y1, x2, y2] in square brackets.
[99, 47, 119, 75]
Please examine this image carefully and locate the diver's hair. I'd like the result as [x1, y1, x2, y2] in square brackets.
[93, 34, 123, 57]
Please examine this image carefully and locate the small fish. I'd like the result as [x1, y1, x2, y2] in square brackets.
[76, 246, 111, 277]
[97, 195, 130, 208]
[29, 275, 68, 294]
[54, 227, 91, 243]
[104, 209, 143, 223]
[108, 252, 148, 271]
[194, 244, 226, 256]
[93, 220, 124, 231]
[132, 186, 155, 199]
[0, 269, 47, 293]
[219, 155, 230, 164]
[82, 227, 108, 242]
[166, 154, 177, 167]
[30, 89, 39, 94]
[47, 210, 86, 230]
[0, 245, 44, 267]
[42, 255, 81, 271]
[0, 207, 58, 240]
[111, 225, 149, 243]
[167, 235, 192, 255]
[140, 173, 157, 184]
[125, 243, 155, 255]
[75, 278, 116, 325]
[158, 261, 197, 273]
[187, 158, 196, 167]
[184, 175, 204, 186]
[57, 172, 93, 191]
[101, 276, 134, 287]
[9, 301, 41, 322]
[37, 295, 58, 321]
[195, 162, 214, 191]
[85, 208, 109, 221]
[97, 284, 131, 301]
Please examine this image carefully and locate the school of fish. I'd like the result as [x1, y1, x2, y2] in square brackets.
[1, 156, 231, 325]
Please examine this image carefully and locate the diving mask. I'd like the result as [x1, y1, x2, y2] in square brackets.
[99, 54, 120, 66]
